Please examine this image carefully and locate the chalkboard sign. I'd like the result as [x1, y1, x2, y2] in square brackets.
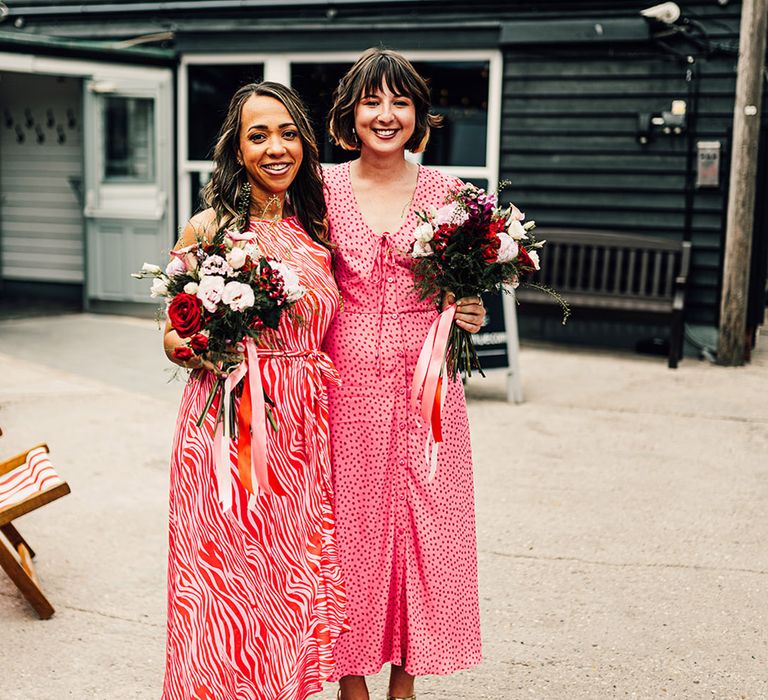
[474, 292, 509, 370]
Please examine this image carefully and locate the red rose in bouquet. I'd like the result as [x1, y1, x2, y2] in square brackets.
[190, 333, 209, 353]
[173, 345, 195, 362]
[168, 293, 203, 338]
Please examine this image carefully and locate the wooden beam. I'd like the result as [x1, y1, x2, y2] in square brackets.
[718, 0, 768, 365]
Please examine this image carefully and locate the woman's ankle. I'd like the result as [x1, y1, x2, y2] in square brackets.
[339, 674, 369, 700]
[388, 664, 415, 698]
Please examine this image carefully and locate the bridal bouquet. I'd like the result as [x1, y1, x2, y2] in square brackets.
[409, 183, 565, 477]
[133, 231, 306, 502]
[136, 235, 304, 372]
[411, 182, 559, 380]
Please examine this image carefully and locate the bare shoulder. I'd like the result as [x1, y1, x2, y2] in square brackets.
[176, 208, 218, 249]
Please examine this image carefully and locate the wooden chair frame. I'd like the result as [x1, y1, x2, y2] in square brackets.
[0, 443, 70, 619]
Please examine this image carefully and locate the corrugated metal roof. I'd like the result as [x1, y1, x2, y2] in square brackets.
[0, 28, 176, 61]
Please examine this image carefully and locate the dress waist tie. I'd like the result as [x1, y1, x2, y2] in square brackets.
[213, 342, 341, 511]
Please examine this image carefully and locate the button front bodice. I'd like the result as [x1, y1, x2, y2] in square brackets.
[328, 164, 438, 316]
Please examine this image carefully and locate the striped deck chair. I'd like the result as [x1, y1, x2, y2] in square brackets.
[0, 444, 70, 619]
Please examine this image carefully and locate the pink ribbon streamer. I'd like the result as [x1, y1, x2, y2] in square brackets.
[211, 342, 341, 511]
[410, 303, 457, 480]
[213, 338, 271, 512]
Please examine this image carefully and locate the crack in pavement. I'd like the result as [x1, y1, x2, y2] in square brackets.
[0, 591, 164, 628]
[59, 604, 165, 628]
[485, 550, 768, 575]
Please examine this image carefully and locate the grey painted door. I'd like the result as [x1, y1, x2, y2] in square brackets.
[83, 69, 173, 304]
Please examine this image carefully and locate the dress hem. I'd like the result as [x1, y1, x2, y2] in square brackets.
[329, 653, 483, 683]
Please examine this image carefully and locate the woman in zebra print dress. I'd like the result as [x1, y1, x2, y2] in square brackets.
[161, 82, 348, 700]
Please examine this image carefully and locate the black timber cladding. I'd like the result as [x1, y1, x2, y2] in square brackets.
[5, 0, 759, 329]
[498, 1, 744, 326]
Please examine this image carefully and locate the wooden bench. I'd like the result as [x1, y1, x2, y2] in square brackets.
[0, 444, 70, 619]
[516, 228, 692, 368]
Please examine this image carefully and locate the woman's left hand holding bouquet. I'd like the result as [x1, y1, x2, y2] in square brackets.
[442, 291, 485, 334]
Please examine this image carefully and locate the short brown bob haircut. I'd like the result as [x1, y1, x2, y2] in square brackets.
[327, 47, 442, 154]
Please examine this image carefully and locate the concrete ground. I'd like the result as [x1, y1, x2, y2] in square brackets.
[0, 313, 766, 700]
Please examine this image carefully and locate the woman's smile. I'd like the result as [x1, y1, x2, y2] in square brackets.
[260, 161, 294, 176]
[372, 127, 398, 139]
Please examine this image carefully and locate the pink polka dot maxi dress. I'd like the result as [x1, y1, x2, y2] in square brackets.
[322, 162, 482, 679]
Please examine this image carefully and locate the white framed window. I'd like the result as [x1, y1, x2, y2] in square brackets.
[177, 50, 502, 227]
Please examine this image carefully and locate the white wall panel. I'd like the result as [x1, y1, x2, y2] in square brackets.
[0, 71, 84, 283]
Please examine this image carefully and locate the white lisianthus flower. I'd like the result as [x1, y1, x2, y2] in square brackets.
[412, 240, 433, 258]
[183, 281, 199, 295]
[165, 257, 186, 277]
[270, 261, 306, 303]
[222, 281, 255, 311]
[508, 204, 525, 222]
[197, 275, 225, 313]
[200, 254, 233, 277]
[227, 246, 247, 270]
[496, 232, 519, 264]
[142, 262, 162, 274]
[507, 219, 528, 241]
[523, 220, 537, 231]
[528, 249, 541, 270]
[150, 277, 169, 297]
[413, 222, 435, 244]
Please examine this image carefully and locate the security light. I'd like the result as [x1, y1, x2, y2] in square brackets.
[640, 3, 682, 25]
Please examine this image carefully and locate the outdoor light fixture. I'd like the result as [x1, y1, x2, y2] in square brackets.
[637, 99, 687, 144]
[640, 2, 682, 25]
[0, 3, 8, 22]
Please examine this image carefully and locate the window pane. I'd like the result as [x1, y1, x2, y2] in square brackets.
[290, 60, 489, 168]
[462, 177, 489, 190]
[290, 62, 356, 165]
[104, 96, 154, 181]
[190, 170, 211, 216]
[187, 64, 264, 161]
[412, 61, 489, 168]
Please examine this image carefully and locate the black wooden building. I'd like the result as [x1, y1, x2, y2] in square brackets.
[0, 0, 765, 357]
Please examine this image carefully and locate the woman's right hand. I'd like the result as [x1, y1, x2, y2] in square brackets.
[182, 353, 222, 375]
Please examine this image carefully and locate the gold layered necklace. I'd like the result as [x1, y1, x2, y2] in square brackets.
[250, 194, 294, 261]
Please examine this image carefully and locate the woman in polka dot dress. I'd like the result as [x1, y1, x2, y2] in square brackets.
[322, 49, 486, 700]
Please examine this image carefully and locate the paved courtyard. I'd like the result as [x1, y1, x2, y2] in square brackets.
[0, 313, 766, 699]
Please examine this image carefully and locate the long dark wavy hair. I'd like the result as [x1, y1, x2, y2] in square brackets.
[201, 81, 329, 247]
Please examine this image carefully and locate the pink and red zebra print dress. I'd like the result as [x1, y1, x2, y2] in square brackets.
[162, 217, 348, 700]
